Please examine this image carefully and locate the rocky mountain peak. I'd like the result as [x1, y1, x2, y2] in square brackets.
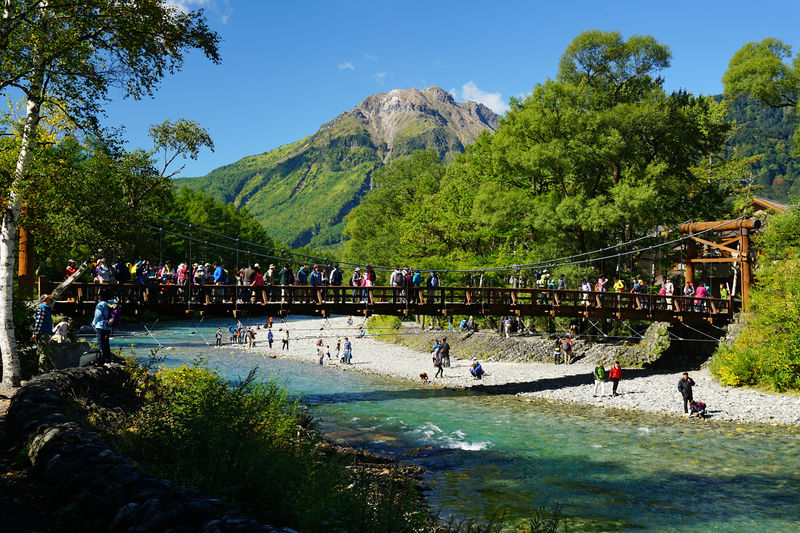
[345, 86, 499, 156]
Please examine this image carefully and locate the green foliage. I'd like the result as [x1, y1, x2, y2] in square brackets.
[179, 134, 383, 249]
[344, 31, 734, 277]
[722, 94, 800, 200]
[20, 137, 172, 278]
[711, 205, 800, 390]
[723, 38, 799, 111]
[149, 118, 215, 178]
[179, 87, 497, 249]
[150, 186, 283, 269]
[722, 38, 800, 177]
[104, 360, 432, 532]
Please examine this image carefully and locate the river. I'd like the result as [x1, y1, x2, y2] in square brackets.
[108, 318, 800, 532]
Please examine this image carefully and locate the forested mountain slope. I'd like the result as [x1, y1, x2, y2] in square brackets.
[179, 86, 498, 251]
[723, 95, 799, 200]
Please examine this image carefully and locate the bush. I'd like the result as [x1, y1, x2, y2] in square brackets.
[710, 205, 800, 391]
[106, 359, 430, 532]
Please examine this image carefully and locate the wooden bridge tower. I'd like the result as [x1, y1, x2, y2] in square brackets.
[678, 218, 760, 312]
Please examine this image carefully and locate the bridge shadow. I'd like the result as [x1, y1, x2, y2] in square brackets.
[297, 368, 673, 403]
[298, 386, 471, 405]
[470, 368, 672, 396]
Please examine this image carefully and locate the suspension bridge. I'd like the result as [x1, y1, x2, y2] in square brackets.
[35, 213, 760, 325]
[42, 279, 735, 324]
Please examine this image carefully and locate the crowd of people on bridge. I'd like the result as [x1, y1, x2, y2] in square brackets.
[62, 258, 732, 314]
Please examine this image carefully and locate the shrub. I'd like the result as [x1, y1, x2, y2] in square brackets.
[710, 205, 800, 391]
[108, 359, 430, 532]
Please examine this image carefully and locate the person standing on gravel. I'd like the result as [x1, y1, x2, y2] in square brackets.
[343, 337, 352, 364]
[434, 349, 445, 378]
[678, 372, 696, 414]
[553, 337, 562, 363]
[609, 361, 622, 396]
[282, 329, 290, 350]
[440, 337, 451, 368]
[593, 362, 608, 396]
[562, 336, 573, 364]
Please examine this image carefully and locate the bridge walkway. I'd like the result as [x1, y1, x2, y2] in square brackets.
[44, 281, 735, 324]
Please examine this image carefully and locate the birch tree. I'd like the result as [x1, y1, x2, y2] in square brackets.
[0, 0, 219, 386]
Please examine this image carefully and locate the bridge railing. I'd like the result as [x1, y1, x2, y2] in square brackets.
[45, 280, 733, 319]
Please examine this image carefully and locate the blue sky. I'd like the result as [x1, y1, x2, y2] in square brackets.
[104, 0, 800, 178]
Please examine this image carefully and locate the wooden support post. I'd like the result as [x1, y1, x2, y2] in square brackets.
[740, 229, 751, 312]
[18, 217, 34, 298]
[685, 238, 696, 284]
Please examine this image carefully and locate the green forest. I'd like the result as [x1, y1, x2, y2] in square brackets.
[342, 31, 740, 283]
[723, 95, 799, 200]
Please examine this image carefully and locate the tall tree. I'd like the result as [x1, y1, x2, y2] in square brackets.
[0, 0, 219, 386]
[345, 31, 734, 278]
[723, 38, 800, 156]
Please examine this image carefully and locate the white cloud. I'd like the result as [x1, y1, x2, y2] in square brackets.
[167, 1, 231, 23]
[364, 54, 379, 62]
[451, 81, 510, 115]
[374, 72, 388, 86]
[338, 61, 355, 70]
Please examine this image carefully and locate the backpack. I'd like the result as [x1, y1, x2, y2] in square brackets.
[107, 306, 122, 328]
[562, 339, 572, 352]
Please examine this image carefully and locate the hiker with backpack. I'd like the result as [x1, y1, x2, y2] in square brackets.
[426, 271, 440, 303]
[562, 336, 573, 364]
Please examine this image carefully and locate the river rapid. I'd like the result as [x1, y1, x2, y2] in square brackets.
[108, 318, 800, 532]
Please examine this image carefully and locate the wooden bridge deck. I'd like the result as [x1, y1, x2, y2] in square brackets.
[45, 282, 735, 324]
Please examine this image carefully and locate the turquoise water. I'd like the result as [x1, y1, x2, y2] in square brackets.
[107, 318, 800, 532]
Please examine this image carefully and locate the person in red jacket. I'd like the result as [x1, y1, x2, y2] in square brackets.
[609, 361, 623, 396]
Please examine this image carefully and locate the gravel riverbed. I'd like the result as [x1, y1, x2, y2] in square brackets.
[234, 315, 800, 426]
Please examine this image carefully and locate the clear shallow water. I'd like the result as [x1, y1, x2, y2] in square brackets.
[107, 318, 800, 532]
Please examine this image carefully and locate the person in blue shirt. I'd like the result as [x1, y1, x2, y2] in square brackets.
[309, 264, 323, 304]
[92, 289, 114, 363]
[296, 265, 308, 285]
[343, 337, 352, 364]
[470, 359, 485, 380]
[213, 263, 225, 283]
[32, 293, 53, 342]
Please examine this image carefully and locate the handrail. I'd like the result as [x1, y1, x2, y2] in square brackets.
[44, 280, 734, 320]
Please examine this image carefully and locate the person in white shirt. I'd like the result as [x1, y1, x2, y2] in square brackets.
[51, 320, 71, 343]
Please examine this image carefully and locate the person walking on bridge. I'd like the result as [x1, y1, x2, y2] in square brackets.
[350, 267, 362, 302]
[309, 264, 324, 304]
[329, 264, 343, 303]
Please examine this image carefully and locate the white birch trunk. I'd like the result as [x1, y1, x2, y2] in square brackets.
[0, 64, 44, 387]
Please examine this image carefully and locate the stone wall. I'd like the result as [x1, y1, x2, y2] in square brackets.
[388, 320, 717, 368]
[4, 365, 294, 533]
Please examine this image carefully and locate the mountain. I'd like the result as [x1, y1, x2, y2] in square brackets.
[722, 95, 799, 201]
[179, 86, 499, 251]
